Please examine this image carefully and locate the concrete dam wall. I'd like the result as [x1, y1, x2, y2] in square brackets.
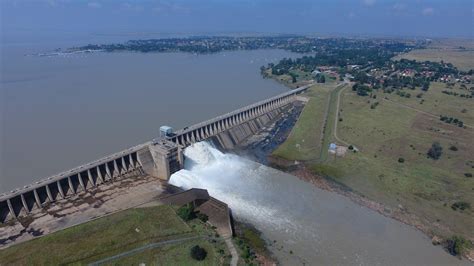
[0, 85, 310, 224]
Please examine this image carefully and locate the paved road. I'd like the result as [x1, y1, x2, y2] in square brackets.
[333, 83, 350, 146]
[225, 237, 239, 266]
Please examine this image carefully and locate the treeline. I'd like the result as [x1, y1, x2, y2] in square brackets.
[442, 90, 474, 99]
[71, 36, 420, 55]
[440, 115, 465, 127]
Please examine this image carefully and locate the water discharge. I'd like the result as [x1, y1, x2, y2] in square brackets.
[170, 142, 467, 265]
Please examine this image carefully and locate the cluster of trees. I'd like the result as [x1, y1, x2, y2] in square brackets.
[451, 201, 471, 211]
[352, 83, 372, 96]
[427, 142, 443, 160]
[315, 74, 326, 83]
[441, 90, 473, 99]
[440, 115, 465, 127]
[177, 204, 208, 222]
[380, 75, 431, 91]
[446, 236, 472, 257]
[396, 90, 411, 98]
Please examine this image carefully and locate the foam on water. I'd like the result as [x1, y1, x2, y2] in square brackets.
[169, 142, 295, 231]
[169, 142, 467, 265]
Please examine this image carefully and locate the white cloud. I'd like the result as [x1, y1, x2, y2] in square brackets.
[348, 11, 356, 19]
[422, 7, 434, 16]
[392, 3, 406, 11]
[362, 0, 376, 6]
[87, 2, 101, 9]
[120, 2, 144, 12]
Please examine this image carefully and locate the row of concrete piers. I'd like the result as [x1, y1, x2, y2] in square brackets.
[170, 86, 305, 147]
[0, 151, 143, 223]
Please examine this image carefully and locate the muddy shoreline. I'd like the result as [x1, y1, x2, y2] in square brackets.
[233, 103, 473, 262]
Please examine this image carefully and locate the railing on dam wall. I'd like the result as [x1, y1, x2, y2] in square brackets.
[168, 85, 311, 146]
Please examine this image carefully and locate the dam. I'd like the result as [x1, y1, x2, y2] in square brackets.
[0, 85, 310, 224]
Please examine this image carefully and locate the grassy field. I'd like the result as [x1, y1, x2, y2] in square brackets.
[104, 238, 224, 266]
[273, 80, 474, 240]
[386, 82, 474, 126]
[326, 88, 474, 238]
[0, 205, 229, 265]
[272, 82, 337, 161]
[393, 39, 474, 71]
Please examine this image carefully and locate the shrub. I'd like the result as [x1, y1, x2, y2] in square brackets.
[197, 212, 209, 223]
[445, 236, 472, 256]
[190, 245, 207, 261]
[398, 158, 405, 163]
[464, 173, 473, 178]
[427, 142, 443, 160]
[451, 201, 471, 211]
[449, 145, 458, 151]
[177, 204, 196, 221]
[348, 145, 354, 150]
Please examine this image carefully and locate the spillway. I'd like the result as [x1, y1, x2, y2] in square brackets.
[169, 142, 467, 265]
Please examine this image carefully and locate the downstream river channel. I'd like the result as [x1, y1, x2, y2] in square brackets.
[170, 142, 467, 265]
[1, 37, 292, 192]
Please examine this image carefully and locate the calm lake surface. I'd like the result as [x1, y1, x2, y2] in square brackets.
[1, 37, 294, 193]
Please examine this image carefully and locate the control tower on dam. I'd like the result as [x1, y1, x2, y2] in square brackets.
[0, 85, 310, 224]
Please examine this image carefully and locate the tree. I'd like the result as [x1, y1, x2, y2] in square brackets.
[190, 245, 207, 261]
[316, 74, 325, 83]
[427, 142, 443, 160]
[446, 236, 472, 256]
[177, 204, 196, 221]
[422, 82, 430, 91]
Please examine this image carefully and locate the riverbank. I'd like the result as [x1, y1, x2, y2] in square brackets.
[268, 148, 473, 262]
[231, 83, 473, 261]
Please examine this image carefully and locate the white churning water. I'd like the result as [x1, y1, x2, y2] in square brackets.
[169, 142, 467, 266]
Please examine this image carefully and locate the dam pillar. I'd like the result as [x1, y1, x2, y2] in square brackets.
[20, 194, 29, 213]
[57, 181, 65, 199]
[121, 157, 128, 172]
[87, 169, 95, 187]
[46, 185, 54, 202]
[78, 173, 86, 191]
[113, 160, 120, 178]
[105, 164, 112, 181]
[67, 177, 75, 194]
[97, 166, 105, 184]
[33, 189, 42, 208]
[7, 199, 16, 219]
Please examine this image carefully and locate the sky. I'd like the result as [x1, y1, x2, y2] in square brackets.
[1, 0, 473, 40]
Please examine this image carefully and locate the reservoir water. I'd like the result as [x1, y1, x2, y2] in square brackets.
[170, 142, 468, 265]
[1, 39, 294, 193]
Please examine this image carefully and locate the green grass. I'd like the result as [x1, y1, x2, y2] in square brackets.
[104, 238, 225, 266]
[393, 39, 474, 71]
[0, 205, 228, 265]
[394, 49, 474, 71]
[322, 88, 474, 238]
[272, 83, 336, 161]
[385, 82, 474, 126]
[272, 75, 474, 239]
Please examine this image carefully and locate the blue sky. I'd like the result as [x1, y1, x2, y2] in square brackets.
[1, 0, 473, 38]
